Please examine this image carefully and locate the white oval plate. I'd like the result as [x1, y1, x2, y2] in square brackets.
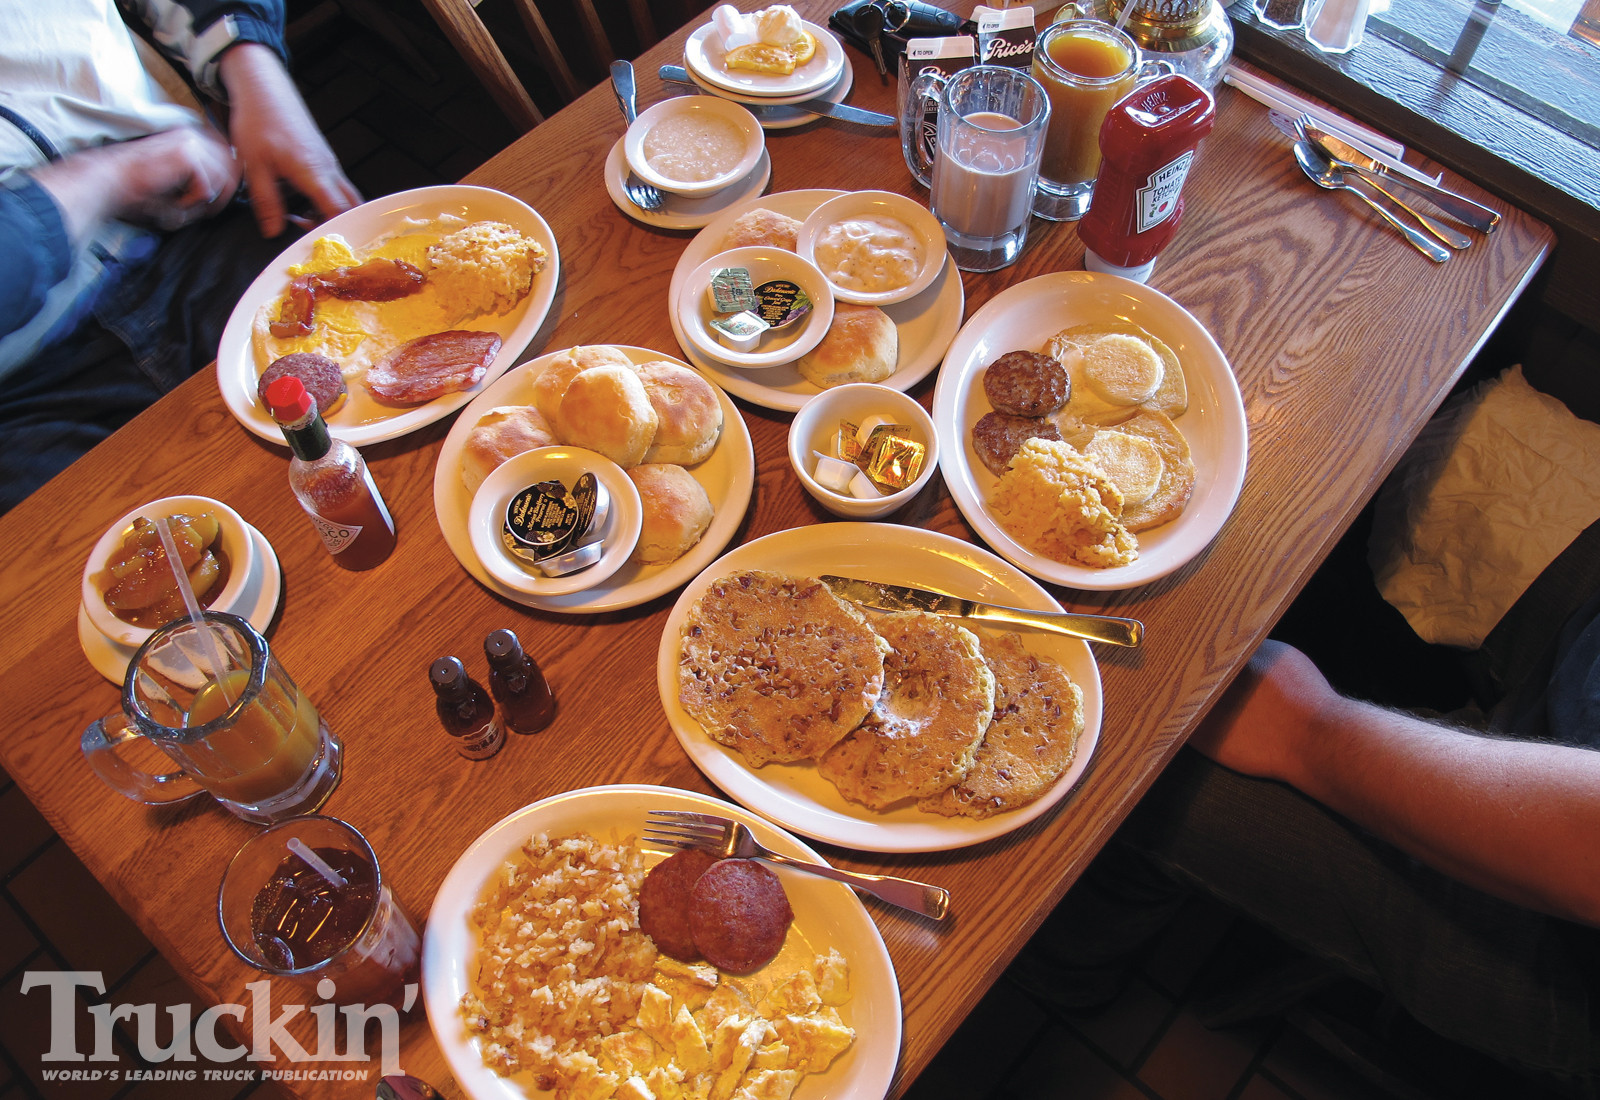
[605, 138, 773, 231]
[933, 272, 1248, 591]
[656, 524, 1104, 853]
[685, 20, 846, 99]
[433, 346, 754, 613]
[218, 185, 559, 447]
[422, 783, 901, 1100]
[670, 190, 963, 413]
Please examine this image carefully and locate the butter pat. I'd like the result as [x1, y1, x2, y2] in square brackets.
[812, 452, 856, 493]
[849, 469, 885, 499]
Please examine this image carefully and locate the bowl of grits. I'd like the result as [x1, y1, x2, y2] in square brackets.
[797, 191, 946, 307]
[624, 97, 765, 198]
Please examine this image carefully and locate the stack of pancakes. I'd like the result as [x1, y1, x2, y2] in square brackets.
[678, 570, 1085, 818]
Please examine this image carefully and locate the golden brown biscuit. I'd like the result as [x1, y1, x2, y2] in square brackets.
[460, 404, 558, 493]
[817, 611, 995, 809]
[627, 463, 714, 565]
[795, 304, 897, 389]
[920, 633, 1083, 819]
[637, 362, 723, 466]
[679, 571, 887, 766]
[531, 345, 636, 423]
[722, 207, 803, 251]
[555, 364, 659, 468]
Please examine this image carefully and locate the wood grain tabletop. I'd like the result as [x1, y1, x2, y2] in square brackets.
[0, 5, 1553, 1096]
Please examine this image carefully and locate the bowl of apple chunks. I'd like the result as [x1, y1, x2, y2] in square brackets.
[82, 496, 257, 648]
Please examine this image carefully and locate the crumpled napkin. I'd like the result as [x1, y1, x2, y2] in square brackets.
[1368, 365, 1600, 648]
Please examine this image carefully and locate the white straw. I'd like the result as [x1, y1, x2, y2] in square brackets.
[156, 515, 234, 704]
[1114, 0, 1138, 32]
[288, 837, 348, 888]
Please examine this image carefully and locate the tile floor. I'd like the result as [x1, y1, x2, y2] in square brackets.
[6, 2, 1597, 1098]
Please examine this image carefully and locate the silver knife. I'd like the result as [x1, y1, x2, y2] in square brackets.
[658, 65, 895, 126]
[821, 576, 1144, 648]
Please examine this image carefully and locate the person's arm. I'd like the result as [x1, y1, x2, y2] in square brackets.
[1190, 641, 1600, 927]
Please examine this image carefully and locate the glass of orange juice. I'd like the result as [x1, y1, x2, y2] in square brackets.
[81, 612, 342, 824]
[1031, 19, 1168, 221]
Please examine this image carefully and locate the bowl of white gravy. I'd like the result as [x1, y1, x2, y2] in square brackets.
[797, 190, 947, 306]
[624, 96, 765, 198]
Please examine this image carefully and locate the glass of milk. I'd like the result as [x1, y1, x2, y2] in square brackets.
[899, 65, 1051, 272]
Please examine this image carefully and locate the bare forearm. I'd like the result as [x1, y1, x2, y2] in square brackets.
[1290, 699, 1600, 926]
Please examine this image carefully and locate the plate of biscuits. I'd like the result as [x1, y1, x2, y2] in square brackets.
[433, 345, 754, 613]
[668, 190, 963, 413]
[656, 524, 1103, 853]
[933, 272, 1248, 591]
[218, 185, 557, 447]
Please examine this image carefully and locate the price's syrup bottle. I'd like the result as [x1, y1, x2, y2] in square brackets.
[1078, 74, 1215, 283]
[429, 657, 505, 760]
[484, 629, 556, 735]
[265, 376, 396, 570]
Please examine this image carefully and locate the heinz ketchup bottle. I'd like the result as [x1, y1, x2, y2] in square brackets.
[265, 375, 397, 570]
[1077, 74, 1215, 283]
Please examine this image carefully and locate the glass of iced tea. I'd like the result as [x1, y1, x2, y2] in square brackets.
[1030, 19, 1169, 221]
[218, 816, 420, 1009]
[80, 612, 342, 824]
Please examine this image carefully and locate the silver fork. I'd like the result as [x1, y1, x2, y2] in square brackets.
[609, 60, 663, 212]
[644, 809, 950, 920]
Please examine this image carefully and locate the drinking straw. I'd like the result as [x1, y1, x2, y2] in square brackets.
[288, 837, 348, 888]
[1114, 0, 1140, 32]
[155, 515, 234, 705]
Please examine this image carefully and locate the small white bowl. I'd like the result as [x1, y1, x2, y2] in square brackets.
[796, 190, 948, 307]
[623, 97, 765, 198]
[469, 447, 642, 596]
[676, 246, 835, 369]
[82, 496, 258, 649]
[787, 383, 939, 519]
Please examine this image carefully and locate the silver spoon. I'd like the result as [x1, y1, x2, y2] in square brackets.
[1294, 142, 1449, 263]
[609, 60, 663, 213]
[1299, 136, 1471, 250]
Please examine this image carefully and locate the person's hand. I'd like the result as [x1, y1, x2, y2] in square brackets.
[1187, 640, 1342, 784]
[30, 126, 240, 243]
[217, 43, 361, 237]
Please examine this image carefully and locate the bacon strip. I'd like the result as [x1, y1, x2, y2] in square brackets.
[268, 259, 425, 338]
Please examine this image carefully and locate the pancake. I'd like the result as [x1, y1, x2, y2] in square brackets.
[1112, 409, 1195, 532]
[920, 633, 1084, 819]
[1044, 322, 1188, 419]
[816, 611, 996, 810]
[678, 571, 888, 767]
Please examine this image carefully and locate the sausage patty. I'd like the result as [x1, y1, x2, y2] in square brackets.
[689, 859, 793, 973]
[971, 411, 1061, 477]
[638, 848, 721, 962]
[982, 350, 1069, 417]
[258, 353, 348, 416]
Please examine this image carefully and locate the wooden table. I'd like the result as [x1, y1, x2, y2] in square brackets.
[0, 4, 1552, 1095]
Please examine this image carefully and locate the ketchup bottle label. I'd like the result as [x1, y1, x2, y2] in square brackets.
[1136, 150, 1197, 235]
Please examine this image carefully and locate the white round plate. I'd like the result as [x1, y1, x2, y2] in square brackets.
[669, 190, 964, 413]
[78, 522, 282, 684]
[685, 20, 846, 99]
[606, 138, 772, 230]
[433, 346, 754, 613]
[932, 272, 1248, 591]
[656, 524, 1104, 853]
[683, 51, 856, 112]
[422, 783, 902, 1100]
[218, 185, 559, 447]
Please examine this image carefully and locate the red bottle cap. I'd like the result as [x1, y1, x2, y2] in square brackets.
[264, 375, 314, 423]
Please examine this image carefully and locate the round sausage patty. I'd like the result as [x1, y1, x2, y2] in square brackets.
[638, 848, 721, 961]
[971, 411, 1061, 477]
[689, 859, 793, 973]
[258, 353, 348, 416]
[982, 350, 1068, 417]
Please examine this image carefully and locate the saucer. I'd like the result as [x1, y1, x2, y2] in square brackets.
[683, 57, 857, 129]
[606, 139, 771, 230]
[78, 522, 283, 683]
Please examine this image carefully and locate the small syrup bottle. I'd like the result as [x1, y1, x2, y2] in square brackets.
[265, 375, 397, 570]
[484, 629, 556, 735]
[429, 657, 505, 760]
